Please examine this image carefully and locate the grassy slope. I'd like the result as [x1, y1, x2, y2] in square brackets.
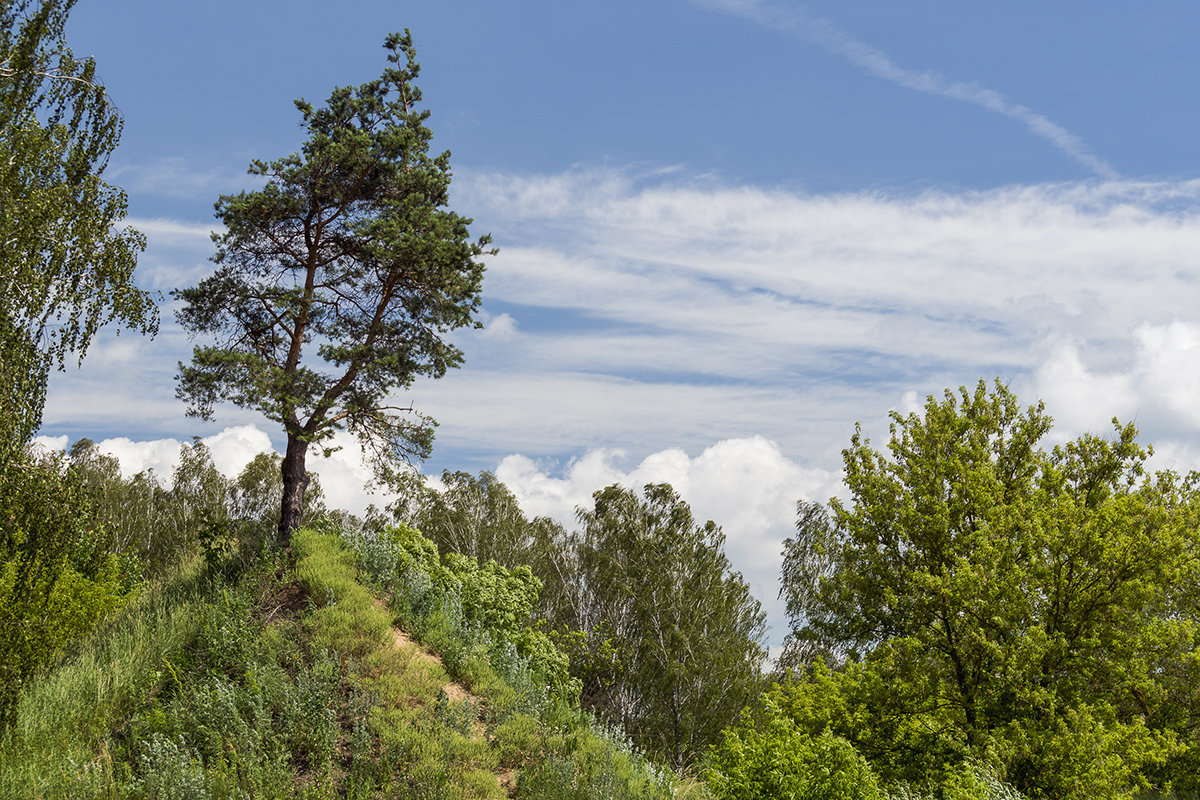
[0, 525, 707, 800]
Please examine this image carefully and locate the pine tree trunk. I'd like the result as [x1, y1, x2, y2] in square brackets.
[278, 434, 310, 543]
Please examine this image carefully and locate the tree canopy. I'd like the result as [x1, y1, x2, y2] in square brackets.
[175, 30, 492, 541]
[1, 0, 156, 451]
[778, 380, 1200, 797]
[562, 483, 768, 769]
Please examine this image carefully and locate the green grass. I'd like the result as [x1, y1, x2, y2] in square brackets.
[338, 524, 704, 800]
[0, 555, 210, 799]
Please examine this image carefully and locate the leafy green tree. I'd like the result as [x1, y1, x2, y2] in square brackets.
[65, 439, 319, 576]
[397, 469, 571, 608]
[175, 31, 492, 543]
[0, 0, 156, 450]
[0, 448, 132, 733]
[403, 470, 539, 563]
[66, 438, 165, 562]
[564, 483, 767, 769]
[778, 380, 1200, 797]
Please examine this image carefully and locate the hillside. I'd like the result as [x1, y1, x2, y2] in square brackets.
[0, 522, 709, 799]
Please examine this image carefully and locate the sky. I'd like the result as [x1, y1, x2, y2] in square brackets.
[33, 0, 1200, 652]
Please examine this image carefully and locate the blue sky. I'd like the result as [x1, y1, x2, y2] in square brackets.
[39, 1, 1200, 649]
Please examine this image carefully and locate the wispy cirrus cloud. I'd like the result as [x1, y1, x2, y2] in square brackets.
[691, 0, 1118, 179]
[428, 167, 1200, 468]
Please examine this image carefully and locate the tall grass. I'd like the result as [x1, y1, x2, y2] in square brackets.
[0, 556, 209, 798]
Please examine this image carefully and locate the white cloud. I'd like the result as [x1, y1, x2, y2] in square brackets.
[1132, 321, 1200, 430]
[41, 425, 396, 517]
[126, 217, 220, 245]
[84, 426, 271, 483]
[31, 434, 68, 453]
[308, 432, 402, 515]
[94, 435, 188, 479]
[479, 311, 519, 340]
[1025, 321, 1200, 459]
[201, 425, 275, 477]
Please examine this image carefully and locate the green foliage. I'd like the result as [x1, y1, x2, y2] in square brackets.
[940, 760, 1028, 800]
[559, 483, 767, 769]
[362, 521, 578, 706]
[64, 438, 322, 580]
[779, 380, 1200, 796]
[294, 528, 392, 657]
[400, 469, 568, 573]
[2, 514, 712, 799]
[337, 518, 702, 798]
[0, 557, 210, 796]
[0, 0, 156, 441]
[706, 696, 884, 800]
[174, 30, 492, 539]
[516, 719, 682, 800]
[0, 448, 134, 734]
[442, 551, 540, 637]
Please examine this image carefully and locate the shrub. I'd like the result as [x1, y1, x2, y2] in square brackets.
[705, 697, 884, 800]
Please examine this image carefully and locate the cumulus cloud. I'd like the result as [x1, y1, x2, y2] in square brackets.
[308, 432, 402, 515]
[31, 425, 398, 517]
[31, 434, 68, 453]
[479, 311, 519, 340]
[201, 426, 276, 477]
[93, 436, 189, 478]
[1025, 321, 1200, 461]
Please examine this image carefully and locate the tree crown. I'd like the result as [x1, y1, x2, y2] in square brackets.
[175, 30, 492, 484]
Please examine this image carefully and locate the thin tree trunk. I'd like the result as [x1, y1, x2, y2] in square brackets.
[278, 434, 310, 543]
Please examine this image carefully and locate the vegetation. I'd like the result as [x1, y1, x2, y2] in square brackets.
[1, 0, 156, 736]
[556, 483, 767, 770]
[0, 447, 134, 732]
[393, 476, 768, 771]
[398, 470, 568, 575]
[174, 30, 493, 542]
[6, 5, 1200, 798]
[0, 0, 156, 416]
[769, 380, 1200, 798]
[0, 487, 710, 799]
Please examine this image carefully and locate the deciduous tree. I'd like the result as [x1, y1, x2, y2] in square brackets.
[0, 0, 155, 451]
[566, 483, 767, 768]
[0, 0, 155, 734]
[175, 31, 491, 543]
[778, 380, 1200, 796]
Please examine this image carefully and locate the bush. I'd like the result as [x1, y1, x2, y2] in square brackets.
[705, 697, 884, 800]
[0, 450, 134, 735]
